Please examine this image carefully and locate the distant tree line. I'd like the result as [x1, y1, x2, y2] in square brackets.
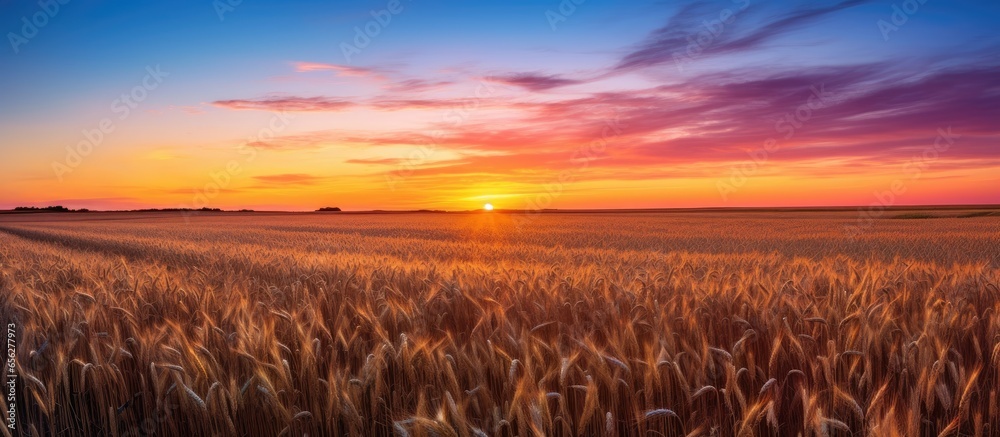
[317, 207, 342, 212]
[9, 206, 253, 213]
[13, 206, 87, 212]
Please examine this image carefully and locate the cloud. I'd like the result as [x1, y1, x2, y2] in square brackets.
[616, 0, 872, 71]
[292, 61, 388, 80]
[214, 45, 1000, 186]
[368, 97, 506, 110]
[489, 73, 582, 91]
[290, 61, 458, 92]
[212, 96, 355, 112]
[251, 174, 324, 185]
[384, 78, 455, 93]
[214, 95, 505, 113]
[336, 62, 1000, 183]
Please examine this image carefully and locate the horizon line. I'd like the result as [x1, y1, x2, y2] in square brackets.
[3, 204, 1000, 214]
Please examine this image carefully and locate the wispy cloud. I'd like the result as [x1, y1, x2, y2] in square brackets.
[313, 62, 1000, 184]
[213, 95, 507, 112]
[489, 73, 582, 91]
[384, 78, 455, 93]
[616, 0, 873, 71]
[292, 61, 388, 80]
[213, 96, 355, 112]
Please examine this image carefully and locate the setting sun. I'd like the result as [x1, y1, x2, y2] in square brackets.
[483, 203, 494, 211]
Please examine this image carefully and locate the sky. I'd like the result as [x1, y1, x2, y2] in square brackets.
[0, 0, 998, 211]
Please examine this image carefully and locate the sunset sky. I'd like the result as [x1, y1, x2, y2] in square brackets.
[1, 0, 998, 211]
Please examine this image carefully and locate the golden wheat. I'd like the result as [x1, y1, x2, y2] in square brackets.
[0, 211, 997, 435]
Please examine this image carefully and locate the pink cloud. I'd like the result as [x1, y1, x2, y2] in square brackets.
[213, 61, 1000, 188]
[213, 96, 354, 112]
[292, 62, 388, 81]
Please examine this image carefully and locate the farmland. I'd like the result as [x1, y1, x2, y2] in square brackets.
[0, 211, 998, 436]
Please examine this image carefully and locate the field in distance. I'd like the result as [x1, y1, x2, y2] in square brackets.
[0, 211, 998, 436]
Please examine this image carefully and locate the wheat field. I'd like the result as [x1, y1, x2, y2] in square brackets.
[0, 211, 998, 436]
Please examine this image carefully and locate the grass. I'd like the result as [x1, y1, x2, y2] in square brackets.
[0, 211, 998, 436]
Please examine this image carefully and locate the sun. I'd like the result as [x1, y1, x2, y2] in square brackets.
[483, 203, 494, 211]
